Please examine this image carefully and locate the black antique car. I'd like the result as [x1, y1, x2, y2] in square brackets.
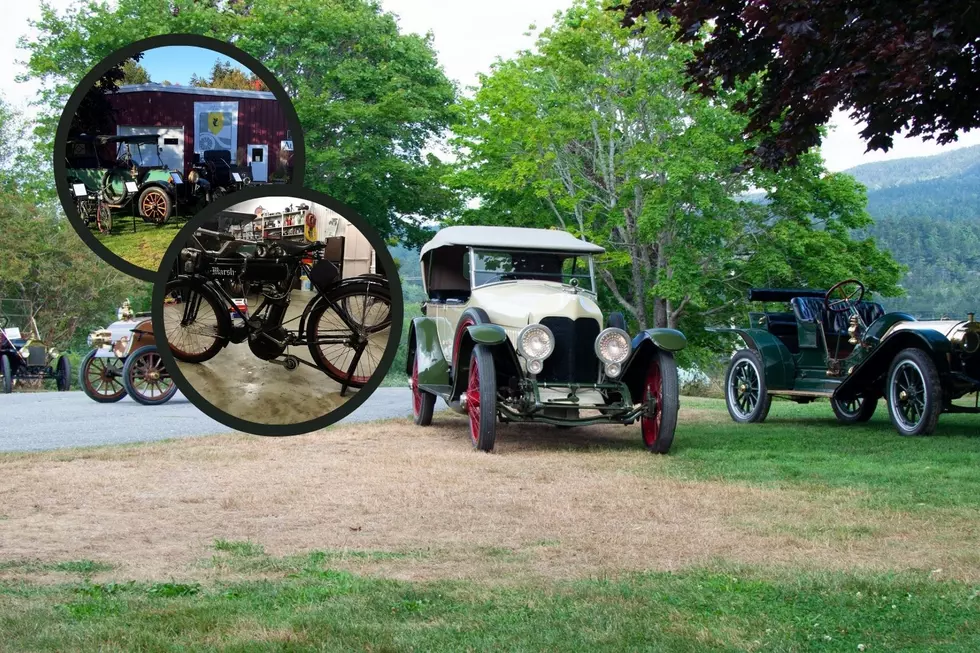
[0, 305, 71, 393]
[710, 280, 980, 436]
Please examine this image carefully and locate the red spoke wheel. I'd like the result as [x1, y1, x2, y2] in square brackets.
[122, 346, 178, 406]
[411, 353, 436, 426]
[138, 187, 172, 224]
[466, 344, 497, 452]
[640, 349, 679, 454]
[79, 350, 126, 402]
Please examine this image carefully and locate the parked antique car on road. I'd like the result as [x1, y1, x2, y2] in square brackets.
[66, 134, 201, 226]
[80, 302, 177, 405]
[406, 226, 687, 453]
[0, 306, 71, 394]
[711, 280, 980, 436]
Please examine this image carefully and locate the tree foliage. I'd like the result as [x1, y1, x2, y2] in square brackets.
[190, 60, 267, 91]
[119, 58, 150, 85]
[20, 0, 459, 241]
[620, 0, 980, 169]
[452, 1, 902, 365]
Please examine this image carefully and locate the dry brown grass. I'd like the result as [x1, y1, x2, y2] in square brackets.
[1, 405, 978, 584]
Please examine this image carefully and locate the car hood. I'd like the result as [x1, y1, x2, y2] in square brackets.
[885, 319, 975, 339]
[470, 282, 603, 329]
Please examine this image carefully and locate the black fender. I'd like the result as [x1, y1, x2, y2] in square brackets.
[405, 317, 450, 386]
[449, 308, 521, 400]
[835, 328, 952, 401]
[297, 275, 391, 335]
[621, 329, 686, 404]
[166, 275, 232, 347]
[707, 327, 796, 390]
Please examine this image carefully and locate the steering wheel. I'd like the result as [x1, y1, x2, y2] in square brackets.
[825, 279, 865, 314]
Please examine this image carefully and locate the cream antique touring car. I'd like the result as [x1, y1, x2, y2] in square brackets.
[405, 226, 687, 453]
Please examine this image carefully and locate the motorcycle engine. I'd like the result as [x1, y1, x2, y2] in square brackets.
[248, 327, 287, 360]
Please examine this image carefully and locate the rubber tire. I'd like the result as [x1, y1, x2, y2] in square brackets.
[725, 349, 772, 423]
[306, 280, 392, 388]
[468, 344, 497, 452]
[608, 312, 627, 331]
[641, 349, 679, 454]
[886, 348, 943, 436]
[164, 278, 230, 363]
[55, 355, 71, 392]
[122, 346, 178, 406]
[79, 350, 127, 403]
[411, 353, 436, 426]
[138, 186, 172, 224]
[831, 394, 878, 424]
[1, 355, 11, 394]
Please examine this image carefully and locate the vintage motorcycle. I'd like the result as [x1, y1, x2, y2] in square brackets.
[163, 230, 391, 394]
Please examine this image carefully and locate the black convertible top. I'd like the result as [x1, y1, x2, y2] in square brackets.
[748, 288, 826, 303]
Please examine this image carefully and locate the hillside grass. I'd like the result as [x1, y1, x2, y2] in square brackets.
[93, 217, 186, 273]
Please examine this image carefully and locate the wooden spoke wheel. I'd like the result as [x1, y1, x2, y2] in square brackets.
[640, 349, 678, 454]
[79, 349, 127, 403]
[122, 346, 177, 406]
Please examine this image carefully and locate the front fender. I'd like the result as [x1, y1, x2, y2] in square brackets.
[635, 328, 686, 352]
[407, 317, 449, 387]
[835, 328, 952, 401]
[620, 329, 685, 402]
[708, 327, 795, 390]
[466, 323, 508, 345]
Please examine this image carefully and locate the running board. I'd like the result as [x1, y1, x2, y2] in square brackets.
[769, 390, 832, 398]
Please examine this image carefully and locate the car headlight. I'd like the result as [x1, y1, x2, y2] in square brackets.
[595, 328, 631, 365]
[87, 334, 93, 347]
[517, 324, 555, 361]
[951, 325, 980, 354]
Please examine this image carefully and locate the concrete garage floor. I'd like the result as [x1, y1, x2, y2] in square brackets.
[176, 290, 386, 425]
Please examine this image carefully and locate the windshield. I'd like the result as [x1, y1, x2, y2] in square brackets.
[471, 248, 595, 292]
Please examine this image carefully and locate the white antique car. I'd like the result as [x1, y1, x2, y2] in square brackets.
[80, 301, 177, 405]
[406, 226, 687, 453]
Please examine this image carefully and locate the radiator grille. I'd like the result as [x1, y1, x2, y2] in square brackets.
[539, 317, 600, 383]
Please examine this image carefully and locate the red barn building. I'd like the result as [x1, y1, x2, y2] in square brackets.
[105, 83, 294, 182]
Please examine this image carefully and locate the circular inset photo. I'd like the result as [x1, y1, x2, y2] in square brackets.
[54, 35, 304, 281]
[151, 189, 402, 435]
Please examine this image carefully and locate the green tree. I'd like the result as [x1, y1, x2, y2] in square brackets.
[451, 1, 902, 363]
[119, 58, 150, 85]
[20, 0, 459, 241]
[190, 60, 267, 91]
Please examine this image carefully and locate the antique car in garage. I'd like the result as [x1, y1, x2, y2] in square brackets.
[711, 280, 980, 435]
[0, 307, 71, 393]
[80, 301, 177, 405]
[65, 133, 200, 226]
[406, 226, 687, 453]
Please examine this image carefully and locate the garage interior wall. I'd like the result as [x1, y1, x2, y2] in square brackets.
[227, 197, 376, 278]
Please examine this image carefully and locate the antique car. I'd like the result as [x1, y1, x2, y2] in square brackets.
[187, 149, 250, 201]
[406, 226, 687, 453]
[65, 134, 200, 226]
[711, 280, 980, 436]
[0, 306, 71, 393]
[80, 301, 177, 405]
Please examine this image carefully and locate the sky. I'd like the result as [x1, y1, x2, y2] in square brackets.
[138, 47, 249, 86]
[3, 0, 979, 172]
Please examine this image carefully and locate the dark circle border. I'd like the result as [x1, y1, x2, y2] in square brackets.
[53, 33, 307, 283]
[151, 186, 404, 437]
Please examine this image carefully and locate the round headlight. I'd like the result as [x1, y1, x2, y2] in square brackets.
[963, 330, 980, 354]
[518, 324, 555, 360]
[595, 328, 631, 364]
[527, 358, 544, 375]
[605, 363, 622, 378]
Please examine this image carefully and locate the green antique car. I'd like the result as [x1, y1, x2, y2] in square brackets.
[406, 226, 687, 453]
[66, 134, 189, 225]
[711, 280, 980, 436]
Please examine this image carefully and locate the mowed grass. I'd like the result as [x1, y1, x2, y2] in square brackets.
[2, 546, 979, 652]
[668, 397, 980, 514]
[93, 217, 187, 272]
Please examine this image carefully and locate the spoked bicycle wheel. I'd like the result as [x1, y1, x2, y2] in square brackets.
[306, 281, 392, 388]
[162, 279, 230, 363]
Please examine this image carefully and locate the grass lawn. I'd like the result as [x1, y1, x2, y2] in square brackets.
[2, 549, 978, 652]
[2, 397, 979, 651]
[93, 216, 187, 272]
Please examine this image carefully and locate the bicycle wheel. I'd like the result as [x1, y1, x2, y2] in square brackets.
[162, 278, 230, 363]
[306, 281, 392, 387]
